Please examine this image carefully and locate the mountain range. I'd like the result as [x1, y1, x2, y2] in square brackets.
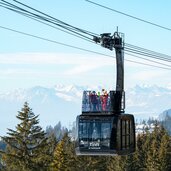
[0, 84, 171, 136]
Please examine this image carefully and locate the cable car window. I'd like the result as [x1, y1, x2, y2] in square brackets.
[82, 91, 91, 112]
[101, 123, 111, 139]
[101, 122, 111, 148]
[79, 122, 87, 139]
[78, 119, 112, 150]
[126, 120, 130, 148]
[121, 119, 132, 149]
[88, 122, 101, 140]
[130, 119, 135, 147]
[79, 121, 89, 147]
[121, 120, 126, 149]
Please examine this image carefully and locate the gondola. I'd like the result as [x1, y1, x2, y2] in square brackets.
[75, 32, 136, 155]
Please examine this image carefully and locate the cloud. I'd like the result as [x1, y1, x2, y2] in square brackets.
[0, 52, 170, 89]
[126, 69, 170, 87]
[64, 56, 113, 75]
[0, 53, 113, 65]
[0, 53, 114, 76]
[64, 64, 98, 75]
[133, 71, 159, 81]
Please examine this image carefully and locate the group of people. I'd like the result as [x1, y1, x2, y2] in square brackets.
[89, 89, 109, 111]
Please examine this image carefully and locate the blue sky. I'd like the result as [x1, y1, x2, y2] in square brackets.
[0, 0, 171, 92]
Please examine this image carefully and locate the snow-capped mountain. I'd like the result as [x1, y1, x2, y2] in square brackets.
[0, 84, 171, 136]
[126, 85, 171, 119]
[159, 108, 171, 120]
[0, 85, 83, 136]
[158, 108, 171, 135]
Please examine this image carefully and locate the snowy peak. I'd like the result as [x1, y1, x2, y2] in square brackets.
[128, 84, 171, 95]
[126, 85, 171, 119]
[54, 84, 83, 102]
[0, 84, 171, 109]
[0, 85, 83, 103]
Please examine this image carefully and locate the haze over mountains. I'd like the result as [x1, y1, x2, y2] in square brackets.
[0, 84, 171, 135]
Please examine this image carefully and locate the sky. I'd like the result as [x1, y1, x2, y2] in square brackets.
[0, 0, 171, 136]
[0, 0, 171, 92]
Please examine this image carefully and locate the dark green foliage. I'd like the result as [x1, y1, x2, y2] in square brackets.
[75, 156, 107, 171]
[50, 133, 76, 171]
[1, 105, 171, 171]
[50, 121, 171, 171]
[130, 121, 171, 171]
[51, 133, 107, 171]
[0, 102, 53, 171]
[146, 122, 171, 171]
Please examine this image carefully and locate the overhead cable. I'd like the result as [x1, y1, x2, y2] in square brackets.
[125, 47, 171, 62]
[11, 0, 98, 38]
[0, 0, 99, 44]
[125, 43, 171, 60]
[125, 59, 171, 70]
[85, 0, 171, 32]
[14, 0, 99, 37]
[1, 0, 171, 63]
[125, 52, 171, 68]
[1, 25, 171, 71]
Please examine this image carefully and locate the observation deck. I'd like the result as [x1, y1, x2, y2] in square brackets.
[81, 90, 125, 114]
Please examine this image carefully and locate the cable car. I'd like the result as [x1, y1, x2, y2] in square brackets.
[75, 32, 136, 155]
[75, 91, 135, 155]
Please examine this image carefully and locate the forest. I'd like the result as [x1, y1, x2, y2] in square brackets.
[0, 102, 171, 171]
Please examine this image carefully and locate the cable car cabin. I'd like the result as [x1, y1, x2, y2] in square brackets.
[75, 90, 136, 156]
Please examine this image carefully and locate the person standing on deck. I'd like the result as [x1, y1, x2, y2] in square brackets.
[101, 89, 108, 111]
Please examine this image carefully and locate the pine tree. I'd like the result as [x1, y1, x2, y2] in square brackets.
[0, 102, 51, 171]
[51, 133, 71, 171]
[143, 121, 171, 171]
[105, 156, 125, 171]
[158, 131, 170, 171]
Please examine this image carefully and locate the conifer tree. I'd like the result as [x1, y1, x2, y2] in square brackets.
[106, 156, 125, 171]
[51, 133, 72, 171]
[158, 132, 170, 171]
[146, 122, 171, 171]
[0, 102, 51, 171]
[74, 155, 107, 171]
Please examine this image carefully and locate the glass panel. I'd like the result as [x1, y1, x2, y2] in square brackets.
[79, 121, 88, 148]
[101, 123, 111, 139]
[130, 120, 135, 147]
[88, 122, 101, 140]
[126, 120, 130, 135]
[121, 119, 133, 149]
[126, 120, 130, 148]
[82, 90, 112, 113]
[122, 120, 126, 135]
[101, 122, 111, 148]
[121, 120, 126, 149]
[121, 120, 131, 149]
[82, 91, 91, 112]
[79, 119, 112, 150]
[79, 122, 88, 139]
[87, 121, 101, 150]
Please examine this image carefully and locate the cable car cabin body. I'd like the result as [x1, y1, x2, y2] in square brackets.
[75, 91, 136, 156]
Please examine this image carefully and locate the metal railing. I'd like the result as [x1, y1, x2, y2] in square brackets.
[82, 90, 125, 114]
